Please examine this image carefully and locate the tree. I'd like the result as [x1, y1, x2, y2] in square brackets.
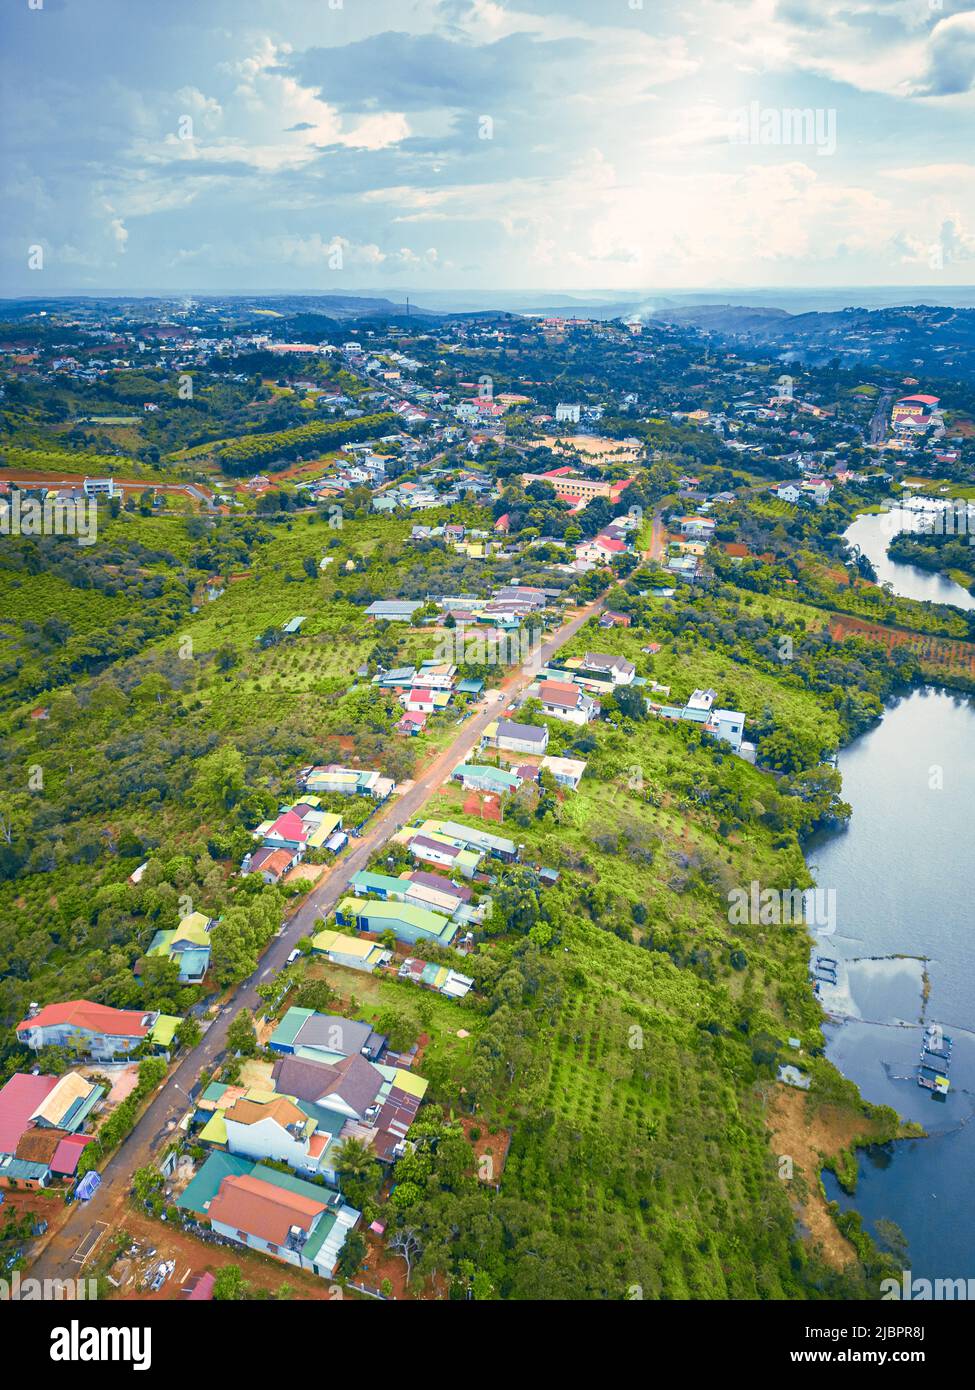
[391, 1180, 421, 1209]
[213, 1265, 248, 1301]
[488, 865, 545, 936]
[132, 1165, 164, 1206]
[388, 1226, 422, 1283]
[333, 1137, 375, 1182]
[613, 684, 647, 721]
[226, 1011, 257, 1057]
[336, 1230, 366, 1280]
[190, 746, 246, 813]
[175, 1017, 201, 1050]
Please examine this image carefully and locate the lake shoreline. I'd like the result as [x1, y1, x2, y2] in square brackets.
[801, 516, 975, 1277]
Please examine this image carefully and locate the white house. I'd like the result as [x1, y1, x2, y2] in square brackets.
[536, 680, 598, 726]
[555, 402, 581, 424]
[482, 718, 549, 756]
[686, 688, 716, 713]
[540, 755, 587, 790]
[709, 708, 745, 753]
[223, 1095, 324, 1175]
[581, 653, 636, 685]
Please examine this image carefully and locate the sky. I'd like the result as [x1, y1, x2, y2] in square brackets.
[3, 0, 975, 298]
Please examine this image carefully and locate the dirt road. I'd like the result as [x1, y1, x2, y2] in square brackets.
[28, 591, 605, 1286]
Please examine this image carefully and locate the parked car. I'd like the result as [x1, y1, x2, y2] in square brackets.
[286, 948, 300, 965]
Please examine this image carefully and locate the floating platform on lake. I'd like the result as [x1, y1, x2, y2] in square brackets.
[920, 1049, 950, 1076]
[922, 1026, 952, 1059]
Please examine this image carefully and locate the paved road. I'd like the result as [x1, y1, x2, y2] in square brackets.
[869, 388, 896, 446]
[29, 592, 605, 1285]
[644, 506, 666, 564]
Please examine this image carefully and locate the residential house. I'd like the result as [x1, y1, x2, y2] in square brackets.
[310, 929, 392, 973]
[677, 516, 717, 539]
[245, 846, 295, 885]
[0, 1071, 103, 1188]
[480, 718, 549, 757]
[451, 763, 524, 795]
[651, 687, 748, 756]
[708, 708, 746, 753]
[142, 911, 212, 984]
[403, 869, 473, 905]
[350, 868, 471, 919]
[575, 535, 627, 564]
[599, 610, 631, 628]
[336, 896, 460, 948]
[180, 1156, 360, 1279]
[15, 1001, 179, 1062]
[269, 1009, 387, 1063]
[420, 819, 518, 863]
[222, 1094, 331, 1175]
[536, 679, 598, 726]
[395, 711, 427, 736]
[540, 755, 588, 790]
[580, 653, 636, 685]
[246, 802, 343, 872]
[801, 479, 833, 506]
[402, 687, 437, 715]
[397, 958, 474, 999]
[297, 766, 395, 801]
[397, 830, 482, 878]
[271, 1051, 429, 1162]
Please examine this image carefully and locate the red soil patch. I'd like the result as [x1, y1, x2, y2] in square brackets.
[355, 1228, 447, 1301]
[456, 1115, 511, 1186]
[829, 614, 975, 678]
[108, 1206, 338, 1302]
[462, 790, 503, 823]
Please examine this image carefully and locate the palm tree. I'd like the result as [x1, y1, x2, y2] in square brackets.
[334, 1136, 374, 1181]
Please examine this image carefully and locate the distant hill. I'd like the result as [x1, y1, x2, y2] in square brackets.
[643, 301, 975, 380]
[647, 304, 792, 332]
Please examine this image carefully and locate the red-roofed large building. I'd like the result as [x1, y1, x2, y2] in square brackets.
[522, 469, 636, 505]
[575, 533, 627, 563]
[891, 394, 940, 431]
[16, 1000, 156, 1060]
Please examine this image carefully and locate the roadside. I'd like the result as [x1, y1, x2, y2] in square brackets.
[27, 590, 607, 1285]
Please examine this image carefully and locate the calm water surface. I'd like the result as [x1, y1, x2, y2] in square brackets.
[808, 689, 975, 1279]
[844, 509, 975, 611]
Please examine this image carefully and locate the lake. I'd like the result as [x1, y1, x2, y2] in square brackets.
[844, 509, 975, 612]
[808, 686, 975, 1280]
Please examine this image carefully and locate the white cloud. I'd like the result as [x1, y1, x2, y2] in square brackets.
[109, 217, 128, 252]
